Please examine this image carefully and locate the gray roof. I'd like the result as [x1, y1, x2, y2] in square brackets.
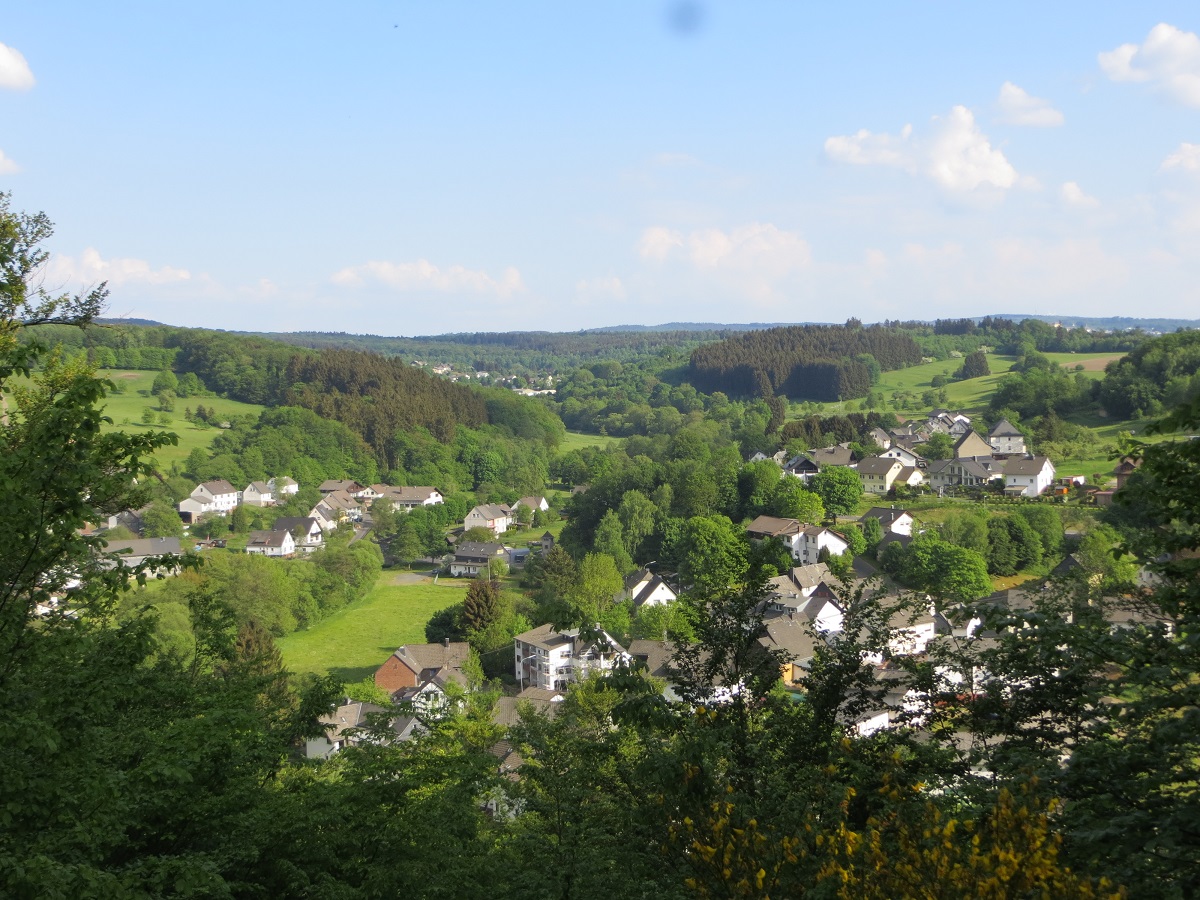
[453, 541, 505, 561]
[468, 503, 511, 520]
[198, 480, 237, 495]
[389, 642, 471, 682]
[274, 516, 320, 535]
[319, 479, 362, 493]
[514, 622, 576, 651]
[103, 537, 183, 558]
[861, 507, 912, 526]
[809, 446, 857, 467]
[790, 562, 832, 590]
[858, 457, 903, 475]
[247, 529, 292, 549]
[628, 639, 675, 679]
[989, 418, 1023, 437]
[760, 613, 821, 662]
[246, 481, 272, 493]
[1004, 456, 1052, 476]
[746, 515, 803, 537]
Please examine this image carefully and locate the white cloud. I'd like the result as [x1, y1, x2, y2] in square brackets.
[1061, 181, 1100, 208]
[331, 259, 523, 297]
[640, 223, 810, 275]
[575, 276, 626, 302]
[824, 124, 914, 169]
[1161, 142, 1200, 171]
[996, 82, 1064, 126]
[0, 148, 19, 174]
[826, 106, 1018, 192]
[1099, 23, 1200, 107]
[927, 106, 1018, 191]
[0, 42, 34, 90]
[637, 226, 685, 260]
[47, 248, 191, 286]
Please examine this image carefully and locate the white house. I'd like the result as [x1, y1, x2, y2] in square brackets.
[860, 507, 914, 537]
[514, 624, 630, 692]
[989, 419, 1027, 455]
[464, 503, 513, 535]
[178, 480, 239, 520]
[625, 568, 677, 608]
[887, 601, 953, 657]
[513, 495, 550, 513]
[880, 445, 925, 468]
[304, 700, 417, 759]
[766, 579, 845, 633]
[745, 515, 805, 558]
[795, 525, 850, 565]
[270, 476, 299, 497]
[245, 529, 296, 557]
[857, 458, 904, 495]
[273, 516, 324, 552]
[370, 485, 445, 511]
[309, 501, 341, 532]
[242, 481, 275, 507]
[1003, 456, 1056, 498]
[449, 541, 507, 577]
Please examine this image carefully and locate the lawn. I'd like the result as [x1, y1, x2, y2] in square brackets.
[97, 370, 266, 469]
[278, 572, 468, 684]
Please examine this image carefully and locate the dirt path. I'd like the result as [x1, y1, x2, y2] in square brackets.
[387, 571, 437, 586]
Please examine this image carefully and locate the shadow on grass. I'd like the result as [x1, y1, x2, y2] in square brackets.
[327, 665, 377, 685]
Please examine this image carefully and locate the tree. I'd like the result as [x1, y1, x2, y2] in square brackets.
[230, 504, 252, 534]
[617, 489, 657, 558]
[922, 431, 954, 460]
[957, 350, 990, 379]
[769, 477, 826, 523]
[671, 515, 749, 591]
[570, 553, 623, 622]
[151, 369, 178, 395]
[462, 578, 501, 633]
[391, 517, 425, 565]
[811, 466, 862, 517]
[593, 510, 633, 574]
[460, 525, 497, 544]
[141, 498, 183, 538]
[860, 515, 884, 555]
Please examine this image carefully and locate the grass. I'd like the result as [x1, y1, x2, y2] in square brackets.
[559, 429, 626, 453]
[277, 572, 468, 684]
[97, 370, 265, 469]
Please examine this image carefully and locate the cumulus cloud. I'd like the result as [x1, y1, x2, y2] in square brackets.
[1099, 23, 1200, 107]
[1161, 142, 1200, 171]
[996, 82, 1064, 126]
[1061, 181, 1100, 208]
[47, 248, 191, 286]
[0, 42, 34, 90]
[0, 148, 18, 174]
[639, 223, 810, 275]
[575, 276, 626, 302]
[826, 105, 1018, 192]
[331, 259, 524, 297]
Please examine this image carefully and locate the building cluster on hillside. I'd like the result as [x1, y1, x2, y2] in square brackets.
[758, 410, 1059, 499]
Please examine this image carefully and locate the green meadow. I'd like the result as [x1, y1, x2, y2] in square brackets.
[278, 573, 468, 684]
[97, 370, 265, 470]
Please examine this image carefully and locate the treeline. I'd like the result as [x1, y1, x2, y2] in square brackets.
[908, 316, 1146, 360]
[1097, 329, 1200, 419]
[688, 323, 922, 401]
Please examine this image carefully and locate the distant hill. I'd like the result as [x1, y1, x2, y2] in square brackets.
[95, 317, 166, 327]
[582, 322, 811, 333]
[979, 314, 1199, 333]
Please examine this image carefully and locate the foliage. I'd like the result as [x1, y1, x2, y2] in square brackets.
[811, 466, 862, 517]
[956, 349, 991, 379]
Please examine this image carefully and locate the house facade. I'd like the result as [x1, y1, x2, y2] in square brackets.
[464, 503, 513, 535]
[514, 624, 629, 691]
[242, 481, 275, 507]
[449, 541, 506, 577]
[860, 507, 914, 536]
[245, 529, 296, 557]
[857, 458, 904, 495]
[178, 480, 239, 519]
[795, 526, 850, 565]
[273, 516, 324, 551]
[1003, 456, 1056, 497]
[989, 419, 1027, 455]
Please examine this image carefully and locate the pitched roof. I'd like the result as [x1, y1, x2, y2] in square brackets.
[468, 503, 512, 520]
[790, 562, 832, 590]
[860, 507, 913, 527]
[1004, 456, 1053, 476]
[103, 537, 183, 558]
[274, 516, 320, 535]
[989, 418, 1023, 437]
[246, 529, 293, 549]
[808, 446, 857, 467]
[857, 457, 903, 476]
[246, 481, 272, 493]
[627, 639, 675, 679]
[515, 622, 576, 651]
[387, 642, 471, 682]
[453, 541, 505, 561]
[197, 480, 237, 495]
[760, 613, 820, 662]
[319, 479, 362, 493]
[746, 515, 802, 537]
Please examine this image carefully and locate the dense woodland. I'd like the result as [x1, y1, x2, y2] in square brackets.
[7, 195, 1200, 897]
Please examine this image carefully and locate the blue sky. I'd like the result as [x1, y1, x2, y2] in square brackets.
[4, 3, 1200, 334]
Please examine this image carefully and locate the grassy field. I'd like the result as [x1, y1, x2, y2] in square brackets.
[278, 572, 468, 684]
[559, 429, 626, 453]
[98, 370, 265, 469]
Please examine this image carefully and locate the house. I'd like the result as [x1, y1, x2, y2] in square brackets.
[1113, 457, 1140, 490]
[926, 456, 1003, 491]
[242, 481, 275, 507]
[514, 623, 630, 691]
[384, 486, 444, 510]
[269, 476, 299, 497]
[867, 426, 892, 450]
[860, 507, 914, 536]
[513, 495, 550, 513]
[808, 445, 859, 469]
[101, 537, 184, 569]
[374, 639, 471, 695]
[765, 579, 845, 633]
[880, 444, 925, 468]
[449, 541, 506, 577]
[536, 531, 555, 553]
[178, 480, 239, 520]
[1003, 456, 1056, 498]
[927, 410, 973, 437]
[893, 466, 925, 490]
[319, 490, 362, 521]
[857, 457, 904, 495]
[306, 700, 389, 759]
[989, 419, 1027, 455]
[625, 568, 677, 608]
[319, 479, 364, 496]
[464, 503, 513, 535]
[104, 505, 152, 536]
[309, 501, 341, 532]
[952, 431, 993, 459]
[760, 613, 823, 686]
[244, 529, 296, 557]
[888, 600, 953, 657]
[795, 525, 850, 565]
[273, 516, 324, 552]
[783, 454, 820, 481]
[746, 515, 805, 558]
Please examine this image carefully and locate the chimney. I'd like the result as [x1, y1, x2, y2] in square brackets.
[443, 637, 449, 648]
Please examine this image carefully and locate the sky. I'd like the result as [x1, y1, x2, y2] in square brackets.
[4, 3, 1200, 335]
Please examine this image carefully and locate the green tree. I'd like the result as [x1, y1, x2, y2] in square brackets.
[462, 578, 501, 633]
[769, 477, 826, 523]
[230, 504, 252, 534]
[671, 515, 748, 591]
[593, 509, 633, 574]
[141, 498, 183, 538]
[617, 489, 657, 558]
[151, 368, 178, 395]
[922, 432, 955, 460]
[860, 515, 884, 554]
[957, 350, 990, 379]
[392, 517, 425, 565]
[811, 466, 862, 517]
